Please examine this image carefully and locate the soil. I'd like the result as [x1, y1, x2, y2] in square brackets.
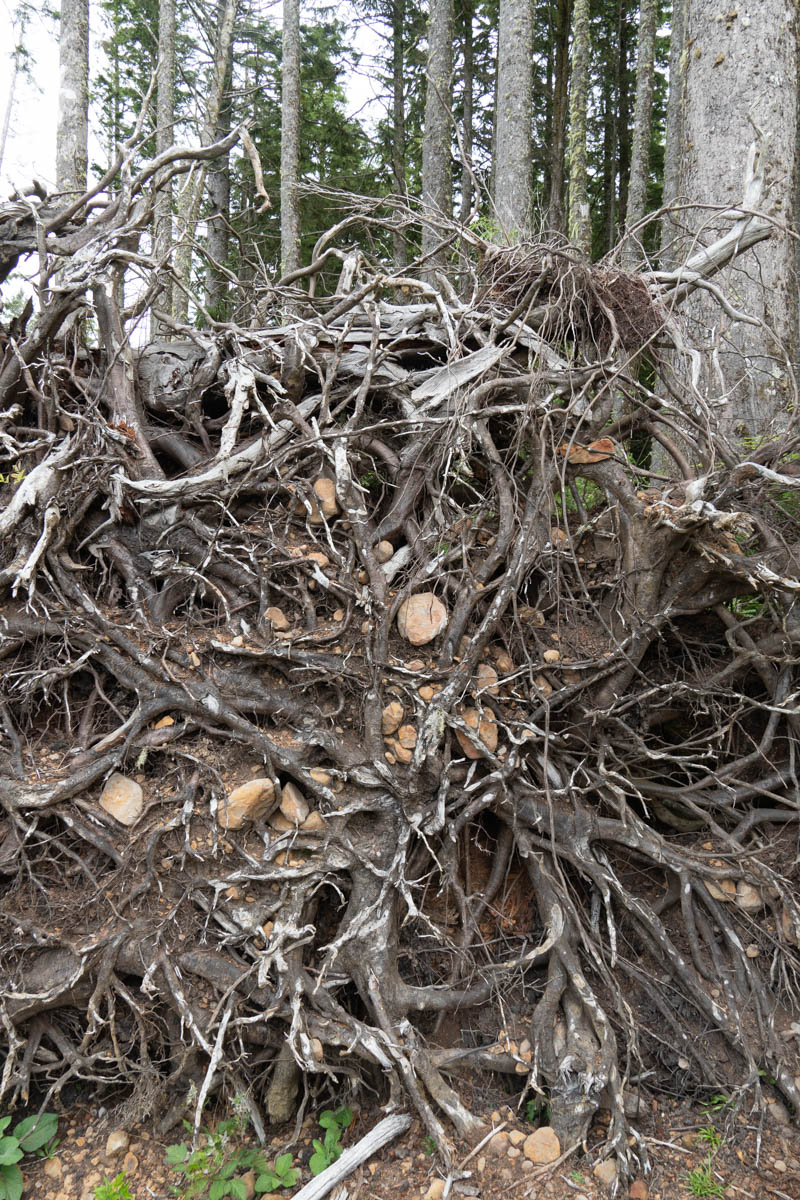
[25, 1091, 800, 1200]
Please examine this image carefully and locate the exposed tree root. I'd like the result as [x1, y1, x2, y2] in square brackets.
[1, 155, 799, 1183]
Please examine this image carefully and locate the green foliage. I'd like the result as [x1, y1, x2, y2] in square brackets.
[0, 1112, 59, 1200]
[0, 464, 26, 488]
[308, 1106, 353, 1177]
[695, 1126, 723, 1151]
[94, 1174, 134, 1200]
[704, 1093, 732, 1114]
[525, 1097, 550, 1125]
[166, 1110, 297, 1200]
[684, 1158, 725, 1198]
[421, 1136, 437, 1156]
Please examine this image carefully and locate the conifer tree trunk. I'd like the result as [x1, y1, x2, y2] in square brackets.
[675, 0, 799, 443]
[458, 0, 474, 224]
[547, 0, 571, 235]
[421, 0, 453, 270]
[152, 0, 176, 335]
[493, 0, 533, 237]
[392, 0, 407, 268]
[661, 0, 687, 263]
[624, 0, 658, 260]
[206, 0, 233, 315]
[280, 0, 301, 277]
[567, 0, 591, 255]
[56, 0, 89, 192]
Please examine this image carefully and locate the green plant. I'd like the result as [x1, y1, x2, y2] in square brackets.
[421, 1135, 437, 1156]
[94, 1174, 134, 1200]
[253, 1152, 298, 1194]
[685, 1158, 725, 1197]
[696, 1126, 723, 1151]
[525, 1098, 549, 1125]
[167, 1111, 295, 1200]
[704, 1093, 732, 1114]
[308, 1106, 353, 1177]
[0, 1112, 59, 1200]
[570, 1169, 585, 1183]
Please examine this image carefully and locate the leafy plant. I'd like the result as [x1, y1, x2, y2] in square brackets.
[570, 1169, 585, 1183]
[308, 1106, 353, 1177]
[0, 1112, 59, 1200]
[253, 1152, 298, 1194]
[525, 1098, 550, 1125]
[704, 1093, 732, 1114]
[685, 1158, 725, 1198]
[421, 1135, 437, 1155]
[94, 1174, 134, 1200]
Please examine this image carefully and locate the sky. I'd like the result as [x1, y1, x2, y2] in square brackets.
[0, 0, 385, 196]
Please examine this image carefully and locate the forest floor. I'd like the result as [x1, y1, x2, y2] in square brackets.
[25, 1087, 800, 1200]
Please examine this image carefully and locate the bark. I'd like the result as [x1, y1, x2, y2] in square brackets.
[458, 0, 474, 225]
[206, 0, 234, 316]
[280, 0, 302, 278]
[567, 0, 591, 256]
[392, 0, 408, 268]
[661, 0, 687, 250]
[493, 0, 533, 238]
[624, 0, 658, 262]
[56, 0, 89, 193]
[421, 0, 454, 271]
[152, 0, 177, 336]
[547, 0, 572, 235]
[173, 0, 238, 322]
[674, 0, 800, 445]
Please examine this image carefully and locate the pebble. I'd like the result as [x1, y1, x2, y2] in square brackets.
[397, 592, 448, 645]
[99, 773, 144, 826]
[44, 1158, 63, 1180]
[508, 1129, 525, 1146]
[105, 1129, 130, 1157]
[522, 1126, 560, 1164]
[774, 1160, 787, 1173]
[488, 1131, 510, 1156]
[594, 1159, 618, 1188]
[425, 1181, 445, 1200]
[507, 1146, 521, 1159]
[629, 1181, 649, 1199]
[122, 1151, 139, 1174]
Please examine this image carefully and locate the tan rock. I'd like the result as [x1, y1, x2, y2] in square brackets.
[532, 675, 553, 699]
[313, 477, 340, 519]
[389, 738, 413, 765]
[265, 606, 290, 631]
[705, 879, 737, 902]
[240, 1168, 256, 1200]
[507, 1146, 521, 1159]
[280, 781, 309, 825]
[425, 1181, 445, 1200]
[508, 1130, 525, 1146]
[305, 550, 329, 567]
[310, 1037, 324, 1063]
[475, 663, 500, 696]
[309, 768, 332, 786]
[301, 811, 325, 832]
[735, 881, 763, 912]
[396, 724, 417, 750]
[374, 540, 394, 564]
[419, 685, 435, 701]
[455, 708, 499, 759]
[105, 1129, 130, 1158]
[397, 593, 448, 645]
[745, 943, 760, 957]
[492, 648, 514, 674]
[381, 701, 404, 735]
[122, 1152, 139, 1174]
[405, 658, 426, 671]
[99, 774, 144, 826]
[44, 1158, 62, 1180]
[593, 1159, 618, 1189]
[522, 1126, 560, 1164]
[154, 715, 174, 729]
[629, 1181, 649, 1200]
[219, 778, 277, 830]
[488, 1131, 510, 1156]
[543, 648, 561, 664]
[269, 811, 295, 832]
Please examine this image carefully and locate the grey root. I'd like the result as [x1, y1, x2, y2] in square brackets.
[1, 131, 800, 1186]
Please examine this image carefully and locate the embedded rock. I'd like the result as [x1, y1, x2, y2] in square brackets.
[455, 708, 499, 758]
[522, 1126, 560, 1164]
[219, 778, 277, 829]
[279, 780, 309, 825]
[397, 592, 448, 645]
[381, 701, 404, 735]
[99, 774, 144, 826]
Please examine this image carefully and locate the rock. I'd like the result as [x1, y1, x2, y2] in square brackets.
[474, 663, 499, 695]
[735, 881, 763, 912]
[766, 1099, 791, 1126]
[629, 1181, 649, 1199]
[425, 1181, 446, 1200]
[624, 1092, 649, 1118]
[219, 778, 277, 830]
[267, 1043, 300, 1123]
[381, 701, 404, 735]
[705, 879, 736, 902]
[154, 715, 174, 728]
[374, 540, 394, 563]
[543, 648, 560, 663]
[301, 810, 325, 832]
[774, 1160, 787, 1173]
[313, 477, 339, 519]
[99, 773, 144, 826]
[532, 675, 553, 699]
[390, 737, 413, 764]
[44, 1158, 62, 1180]
[310, 1037, 324, 1062]
[522, 1126, 560, 1164]
[492, 648, 514, 673]
[309, 768, 332, 786]
[745, 943, 760, 957]
[508, 1130, 525, 1146]
[280, 780, 309, 825]
[419, 685, 435, 701]
[105, 1129, 130, 1157]
[396, 724, 417, 750]
[240, 1168, 257, 1200]
[397, 593, 448, 645]
[265, 606, 290, 631]
[269, 811, 295, 832]
[122, 1151, 139, 1174]
[455, 708, 499, 759]
[593, 1159, 618, 1188]
[507, 1146, 521, 1159]
[488, 1131, 510, 1156]
[476, 1156, 486, 1173]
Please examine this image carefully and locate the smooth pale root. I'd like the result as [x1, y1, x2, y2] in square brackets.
[99, 773, 144, 826]
[396, 592, 448, 645]
[455, 708, 499, 758]
[218, 777, 277, 829]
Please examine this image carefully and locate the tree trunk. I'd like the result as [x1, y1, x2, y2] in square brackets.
[458, 0, 474, 225]
[623, 0, 658, 262]
[493, 0, 533, 238]
[56, 0, 89, 193]
[661, 0, 687, 263]
[547, 0, 572, 235]
[675, 0, 800, 444]
[421, 0, 453, 271]
[280, 0, 301, 278]
[567, 0, 591, 255]
[152, 0, 176, 336]
[206, 0, 234, 316]
[173, 0, 238, 322]
[392, 0, 407, 268]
